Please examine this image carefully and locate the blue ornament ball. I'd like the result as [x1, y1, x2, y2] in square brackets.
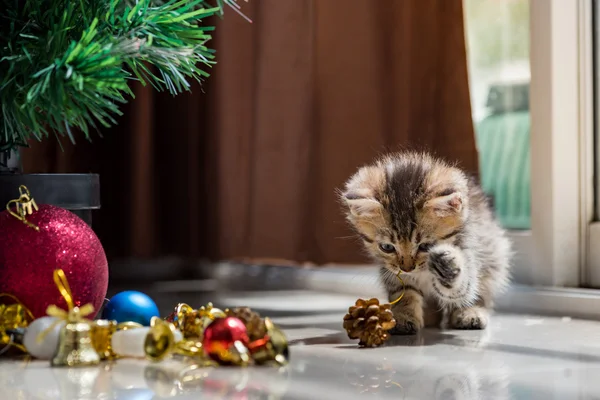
[102, 291, 160, 326]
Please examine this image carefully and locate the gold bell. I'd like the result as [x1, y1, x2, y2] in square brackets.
[51, 319, 100, 367]
[144, 317, 214, 366]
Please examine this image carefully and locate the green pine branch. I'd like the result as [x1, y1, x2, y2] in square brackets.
[0, 0, 246, 153]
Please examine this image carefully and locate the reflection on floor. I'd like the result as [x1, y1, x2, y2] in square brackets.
[1, 290, 599, 399]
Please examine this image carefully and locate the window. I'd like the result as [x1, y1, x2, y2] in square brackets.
[464, 0, 530, 231]
[464, 0, 592, 293]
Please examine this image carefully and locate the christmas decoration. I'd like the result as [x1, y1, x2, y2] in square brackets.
[163, 303, 290, 366]
[202, 317, 251, 365]
[165, 303, 193, 326]
[143, 316, 213, 365]
[88, 319, 144, 360]
[0, 186, 108, 318]
[166, 303, 202, 339]
[343, 298, 397, 348]
[0, 293, 34, 353]
[1, 261, 290, 369]
[0, 0, 249, 158]
[38, 269, 100, 367]
[247, 317, 289, 366]
[166, 302, 227, 338]
[226, 307, 267, 341]
[144, 316, 181, 362]
[198, 303, 227, 331]
[109, 319, 178, 359]
[90, 319, 118, 360]
[52, 316, 100, 367]
[102, 291, 160, 326]
[22, 316, 63, 359]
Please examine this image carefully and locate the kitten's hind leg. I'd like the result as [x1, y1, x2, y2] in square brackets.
[388, 287, 424, 335]
[449, 306, 489, 330]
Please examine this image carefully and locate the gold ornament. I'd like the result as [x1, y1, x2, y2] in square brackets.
[52, 319, 100, 367]
[198, 302, 226, 331]
[227, 340, 251, 367]
[144, 317, 214, 365]
[90, 320, 145, 360]
[225, 307, 267, 341]
[343, 298, 396, 348]
[37, 269, 100, 367]
[144, 317, 177, 362]
[90, 320, 117, 360]
[174, 303, 203, 339]
[0, 293, 34, 354]
[166, 302, 226, 341]
[6, 185, 39, 231]
[247, 317, 289, 366]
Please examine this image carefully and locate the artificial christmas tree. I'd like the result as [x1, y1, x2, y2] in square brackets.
[0, 0, 244, 223]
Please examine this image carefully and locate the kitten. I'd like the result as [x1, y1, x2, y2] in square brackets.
[340, 152, 511, 333]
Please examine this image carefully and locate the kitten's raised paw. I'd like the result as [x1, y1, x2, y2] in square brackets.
[450, 307, 488, 330]
[428, 244, 461, 285]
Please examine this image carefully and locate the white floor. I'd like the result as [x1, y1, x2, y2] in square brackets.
[2, 290, 600, 399]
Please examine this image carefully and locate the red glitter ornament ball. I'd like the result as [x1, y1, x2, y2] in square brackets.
[0, 204, 108, 318]
[202, 317, 250, 362]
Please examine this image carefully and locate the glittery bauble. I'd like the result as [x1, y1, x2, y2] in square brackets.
[202, 317, 249, 362]
[0, 205, 108, 319]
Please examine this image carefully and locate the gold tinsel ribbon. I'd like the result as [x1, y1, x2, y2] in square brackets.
[389, 271, 406, 305]
[36, 269, 95, 344]
[0, 293, 35, 353]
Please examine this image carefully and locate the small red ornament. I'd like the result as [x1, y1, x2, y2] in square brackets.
[0, 204, 108, 318]
[202, 317, 250, 364]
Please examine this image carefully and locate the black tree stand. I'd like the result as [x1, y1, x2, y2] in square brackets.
[0, 151, 100, 226]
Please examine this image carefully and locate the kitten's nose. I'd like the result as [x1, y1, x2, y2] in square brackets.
[400, 256, 416, 272]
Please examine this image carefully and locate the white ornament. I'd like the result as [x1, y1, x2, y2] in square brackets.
[111, 327, 182, 358]
[23, 316, 64, 360]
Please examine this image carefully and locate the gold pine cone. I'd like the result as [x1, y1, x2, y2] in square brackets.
[225, 307, 267, 341]
[343, 298, 396, 347]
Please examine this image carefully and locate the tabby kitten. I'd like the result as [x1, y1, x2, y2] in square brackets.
[340, 152, 510, 333]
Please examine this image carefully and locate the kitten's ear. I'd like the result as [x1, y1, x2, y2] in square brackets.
[424, 191, 463, 217]
[343, 189, 383, 218]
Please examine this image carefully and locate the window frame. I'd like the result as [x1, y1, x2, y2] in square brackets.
[587, 0, 600, 287]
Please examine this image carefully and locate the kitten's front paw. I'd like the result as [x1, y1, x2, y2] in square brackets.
[428, 244, 461, 286]
[450, 307, 489, 330]
[389, 312, 423, 335]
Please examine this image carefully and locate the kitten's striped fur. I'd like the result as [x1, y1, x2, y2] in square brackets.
[341, 152, 511, 333]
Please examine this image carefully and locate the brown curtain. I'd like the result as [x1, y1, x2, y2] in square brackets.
[20, 0, 477, 265]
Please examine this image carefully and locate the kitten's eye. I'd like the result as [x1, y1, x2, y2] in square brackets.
[378, 243, 396, 253]
[418, 243, 434, 253]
